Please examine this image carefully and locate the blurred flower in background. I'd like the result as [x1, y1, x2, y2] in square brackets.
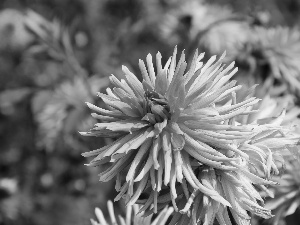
[250, 27, 300, 96]
[160, 0, 250, 59]
[264, 156, 300, 225]
[33, 76, 109, 152]
[0, 9, 34, 51]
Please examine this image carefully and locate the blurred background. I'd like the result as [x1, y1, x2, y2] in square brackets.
[0, 0, 300, 225]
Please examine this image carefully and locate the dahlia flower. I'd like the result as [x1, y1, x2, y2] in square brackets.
[251, 27, 300, 96]
[81, 46, 300, 225]
[91, 201, 173, 225]
[35, 76, 108, 151]
[160, 0, 249, 58]
[265, 155, 300, 225]
[0, 9, 34, 50]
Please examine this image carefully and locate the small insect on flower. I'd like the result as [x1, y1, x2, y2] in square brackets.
[82, 46, 300, 225]
[91, 200, 173, 225]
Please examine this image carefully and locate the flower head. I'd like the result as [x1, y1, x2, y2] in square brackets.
[80, 46, 298, 223]
[91, 201, 173, 225]
[160, 1, 249, 58]
[250, 27, 300, 96]
[264, 155, 300, 225]
[0, 9, 34, 51]
[35, 76, 108, 151]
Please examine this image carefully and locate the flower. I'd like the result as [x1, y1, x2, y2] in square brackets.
[82, 47, 248, 208]
[0, 9, 34, 51]
[250, 27, 300, 96]
[264, 155, 300, 225]
[81, 46, 300, 225]
[160, 1, 249, 58]
[91, 200, 173, 225]
[245, 94, 300, 225]
[35, 76, 109, 151]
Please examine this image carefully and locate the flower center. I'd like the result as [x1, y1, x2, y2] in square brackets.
[144, 90, 171, 122]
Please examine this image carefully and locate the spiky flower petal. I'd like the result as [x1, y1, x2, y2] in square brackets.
[163, 97, 300, 225]
[170, 167, 273, 225]
[91, 201, 173, 225]
[251, 96, 300, 225]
